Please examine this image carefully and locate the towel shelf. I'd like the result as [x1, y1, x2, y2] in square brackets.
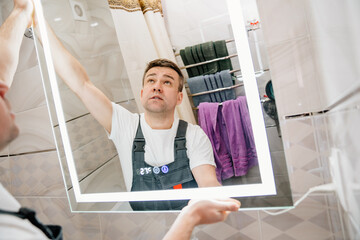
[180, 54, 238, 69]
[230, 69, 240, 74]
[174, 27, 260, 56]
[189, 83, 243, 97]
[192, 99, 274, 110]
[234, 68, 269, 81]
[188, 68, 270, 110]
[183, 68, 240, 84]
[174, 39, 235, 57]
[185, 69, 269, 91]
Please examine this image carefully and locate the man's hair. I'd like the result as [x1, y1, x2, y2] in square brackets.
[142, 58, 184, 92]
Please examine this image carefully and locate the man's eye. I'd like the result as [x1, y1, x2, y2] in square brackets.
[147, 79, 155, 83]
[164, 81, 171, 85]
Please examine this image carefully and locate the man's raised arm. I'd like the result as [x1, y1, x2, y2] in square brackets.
[0, 0, 33, 87]
[35, 20, 113, 133]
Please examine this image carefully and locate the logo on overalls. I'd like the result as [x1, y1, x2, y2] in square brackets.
[138, 167, 152, 175]
[161, 165, 169, 174]
[153, 166, 160, 174]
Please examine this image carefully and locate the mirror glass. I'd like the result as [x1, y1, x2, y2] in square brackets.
[33, 0, 292, 211]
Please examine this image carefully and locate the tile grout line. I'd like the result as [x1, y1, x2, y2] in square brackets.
[7, 148, 57, 157]
[257, 210, 263, 240]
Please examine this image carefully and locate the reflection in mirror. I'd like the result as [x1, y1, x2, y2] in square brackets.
[34, 0, 292, 211]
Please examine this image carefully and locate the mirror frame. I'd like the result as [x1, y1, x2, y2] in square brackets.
[34, 0, 276, 203]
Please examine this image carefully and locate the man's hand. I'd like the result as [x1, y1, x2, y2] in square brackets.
[163, 198, 240, 240]
[183, 199, 241, 226]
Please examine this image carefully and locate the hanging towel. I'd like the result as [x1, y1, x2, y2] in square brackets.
[185, 46, 200, 77]
[195, 44, 209, 74]
[180, 49, 195, 78]
[201, 41, 219, 74]
[198, 102, 234, 182]
[237, 97, 258, 168]
[214, 40, 233, 71]
[215, 70, 236, 101]
[187, 75, 212, 107]
[191, 45, 205, 75]
[222, 96, 258, 176]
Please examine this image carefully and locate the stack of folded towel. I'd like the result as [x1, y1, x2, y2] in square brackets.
[180, 40, 233, 78]
[187, 70, 236, 107]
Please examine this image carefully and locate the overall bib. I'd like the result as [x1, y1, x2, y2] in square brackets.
[130, 118, 198, 211]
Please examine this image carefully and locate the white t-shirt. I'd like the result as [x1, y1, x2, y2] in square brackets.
[0, 184, 48, 239]
[108, 102, 215, 191]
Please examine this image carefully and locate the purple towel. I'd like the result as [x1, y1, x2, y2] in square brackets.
[222, 96, 258, 176]
[198, 102, 233, 182]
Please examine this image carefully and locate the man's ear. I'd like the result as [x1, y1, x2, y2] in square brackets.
[177, 91, 183, 105]
[0, 82, 9, 98]
[140, 89, 143, 98]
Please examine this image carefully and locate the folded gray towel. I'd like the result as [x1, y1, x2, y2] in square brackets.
[185, 46, 200, 77]
[208, 74, 223, 102]
[214, 73, 227, 101]
[187, 75, 212, 107]
[195, 44, 209, 74]
[204, 74, 217, 102]
[215, 70, 236, 101]
[180, 49, 195, 77]
[201, 42, 218, 74]
[214, 40, 233, 71]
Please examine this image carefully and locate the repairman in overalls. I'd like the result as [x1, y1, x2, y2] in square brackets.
[47, 27, 222, 211]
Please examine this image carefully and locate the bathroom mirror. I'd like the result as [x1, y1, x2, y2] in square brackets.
[33, 0, 292, 211]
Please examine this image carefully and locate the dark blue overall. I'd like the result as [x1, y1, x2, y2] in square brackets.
[129, 118, 198, 211]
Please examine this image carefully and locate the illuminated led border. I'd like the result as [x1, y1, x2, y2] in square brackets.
[34, 0, 276, 203]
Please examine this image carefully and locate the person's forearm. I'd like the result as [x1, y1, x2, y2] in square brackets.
[192, 164, 222, 188]
[162, 206, 198, 240]
[0, 5, 32, 86]
[35, 21, 113, 132]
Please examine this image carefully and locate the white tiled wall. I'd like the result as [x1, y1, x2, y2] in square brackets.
[304, 0, 360, 109]
[325, 96, 360, 238]
[6, 66, 47, 112]
[257, 0, 323, 116]
[266, 36, 320, 117]
[258, 0, 360, 117]
[258, 0, 360, 238]
[9, 106, 55, 154]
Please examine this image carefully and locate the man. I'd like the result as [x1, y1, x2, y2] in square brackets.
[0, 0, 239, 238]
[44, 5, 221, 210]
[0, 0, 60, 238]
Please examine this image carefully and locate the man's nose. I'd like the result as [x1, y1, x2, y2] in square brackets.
[152, 83, 162, 92]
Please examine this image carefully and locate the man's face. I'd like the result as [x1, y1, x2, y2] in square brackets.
[140, 67, 183, 115]
[0, 82, 19, 150]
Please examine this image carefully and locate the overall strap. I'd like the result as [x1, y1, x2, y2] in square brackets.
[133, 115, 145, 153]
[0, 207, 61, 239]
[172, 120, 197, 191]
[131, 115, 146, 184]
[174, 120, 188, 152]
